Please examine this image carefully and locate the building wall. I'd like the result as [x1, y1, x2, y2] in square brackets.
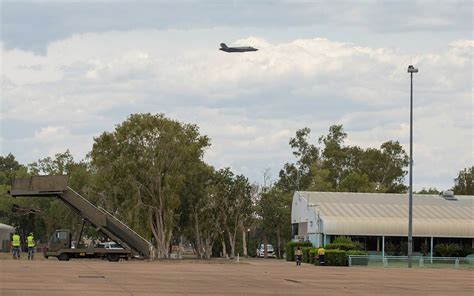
[0, 228, 14, 252]
[291, 192, 322, 245]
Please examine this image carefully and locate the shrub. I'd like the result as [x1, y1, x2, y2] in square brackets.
[325, 249, 348, 266]
[399, 241, 408, 256]
[309, 248, 319, 264]
[333, 236, 353, 244]
[420, 242, 430, 256]
[352, 241, 365, 250]
[325, 243, 358, 251]
[434, 243, 462, 257]
[460, 245, 474, 257]
[385, 242, 399, 256]
[285, 241, 313, 261]
[302, 247, 313, 263]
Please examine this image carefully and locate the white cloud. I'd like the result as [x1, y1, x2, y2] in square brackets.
[1, 29, 472, 190]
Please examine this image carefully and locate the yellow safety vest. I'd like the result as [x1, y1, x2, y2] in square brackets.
[318, 248, 325, 255]
[27, 235, 35, 247]
[12, 234, 20, 247]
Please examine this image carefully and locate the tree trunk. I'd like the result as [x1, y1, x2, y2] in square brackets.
[226, 218, 239, 259]
[221, 238, 228, 258]
[227, 230, 236, 259]
[264, 235, 268, 259]
[178, 235, 183, 259]
[193, 210, 203, 259]
[204, 237, 213, 259]
[242, 228, 248, 257]
[149, 208, 170, 259]
[277, 227, 282, 259]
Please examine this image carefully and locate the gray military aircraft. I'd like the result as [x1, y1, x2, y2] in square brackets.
[219, 43, 258, 53]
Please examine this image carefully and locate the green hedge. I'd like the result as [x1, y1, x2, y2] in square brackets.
[434, 243, 462, 257]
[313, 249, 369, 267]
[309, 248, 318, 264]
[325, 249, 348, 266]
[332, 236, 353, 244]
[302, 247, 319, 263]
[324, 243, 360, 251]
[285, 241, 313, 261]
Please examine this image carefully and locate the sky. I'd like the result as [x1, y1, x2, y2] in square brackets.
[1, 1, 473, 191]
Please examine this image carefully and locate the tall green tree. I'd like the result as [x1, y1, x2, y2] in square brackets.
[258, 187, 292, 258]
[90, 113, 209, 259]
[180, 162, 219, 259]
[0, 153, 28, 185]
[279, 125, 408, 194]
[453, 166, 474, 195]
[278, 128, 319, 192]
[319, 125, 348, 188]
[0, 153, 30, 226]
[211, 168, 252, 259]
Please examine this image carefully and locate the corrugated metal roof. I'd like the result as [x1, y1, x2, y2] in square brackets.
[296, 191, 474, 237]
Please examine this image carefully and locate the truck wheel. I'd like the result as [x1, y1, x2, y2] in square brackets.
[58, 253, 70, 261]
[107, 253, 120, 262]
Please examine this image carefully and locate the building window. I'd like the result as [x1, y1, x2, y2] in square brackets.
[291, 223, 299, 237]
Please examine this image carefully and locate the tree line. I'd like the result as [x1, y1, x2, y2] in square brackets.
[1, 113, 472, 259]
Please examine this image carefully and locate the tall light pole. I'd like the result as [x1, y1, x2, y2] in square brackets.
[407, 65, 418, 268]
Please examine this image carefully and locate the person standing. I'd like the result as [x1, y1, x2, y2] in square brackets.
[27, 232, 35, 260]
[317, 247, 325, 265]
[11, 232, 21, 260]
[295, 247, 303, 266]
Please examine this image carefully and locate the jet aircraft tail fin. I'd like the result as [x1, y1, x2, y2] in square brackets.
[220, 43, 228, 49]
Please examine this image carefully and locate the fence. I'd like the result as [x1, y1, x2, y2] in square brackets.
[348, 255, 474, 269]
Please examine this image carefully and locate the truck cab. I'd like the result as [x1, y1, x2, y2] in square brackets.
[48, 229, 72, 251]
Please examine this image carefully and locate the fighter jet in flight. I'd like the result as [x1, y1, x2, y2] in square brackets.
[219, 43, 258, 53]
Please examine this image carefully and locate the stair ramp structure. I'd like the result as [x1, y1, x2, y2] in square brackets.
[10, 176, 154, 260]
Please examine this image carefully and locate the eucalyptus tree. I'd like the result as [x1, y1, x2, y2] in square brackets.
[279, 125, 409, 194]
[278, 127, 319, 192]
[258, 186, 292, 258]
[180, 162, 220, 259]
[91, 113, 209, 259]
[453, 166, 474, 195]
[211, 168, 253, 258]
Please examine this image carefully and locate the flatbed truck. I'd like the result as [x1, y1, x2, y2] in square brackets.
[44, 229, 131, 261]
[9, 176, 154, 261]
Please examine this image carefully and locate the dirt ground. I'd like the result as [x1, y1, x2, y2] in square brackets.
[0, 257, 473, 296]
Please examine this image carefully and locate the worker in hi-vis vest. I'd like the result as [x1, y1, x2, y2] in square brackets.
[12, 232, 21, 260]
[27, 233, 35, 260]
[317, 247, 325, 265]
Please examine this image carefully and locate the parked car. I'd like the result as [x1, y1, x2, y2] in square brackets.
[98, 241, 123, 250]
[257, 244, 276, 258]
